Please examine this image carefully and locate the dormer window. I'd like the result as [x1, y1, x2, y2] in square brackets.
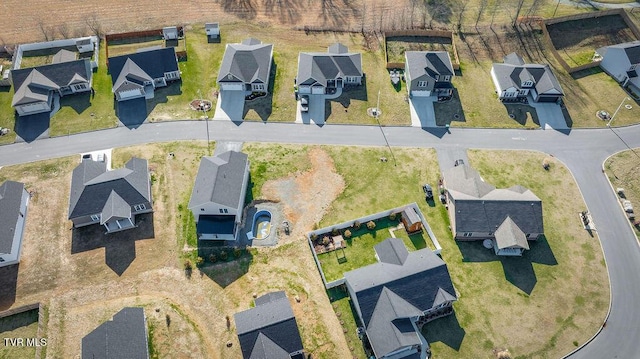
[522, 80, 533, 87]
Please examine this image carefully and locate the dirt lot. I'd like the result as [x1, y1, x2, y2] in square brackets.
[547, 14, 637, 66]
[0, 143, 351, 359]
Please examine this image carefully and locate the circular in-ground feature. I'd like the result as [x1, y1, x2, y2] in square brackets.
[483, 239, 493, 249]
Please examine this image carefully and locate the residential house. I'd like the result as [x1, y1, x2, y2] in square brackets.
[0, 181, 29, 267]
[68, 157, 153, 233]
[205, 23, 220, 39]
[82, 307, 149, 359]
[405, 51, 455, 99]
[10, 54, 92, 116]
[442, 164, 543, 256]
[490, 52, 564, 103]
[296, 43, 363, 95]
[596, 41, 640, 98]
[344, 238, 457, 359]
[217, 38, 273, 93]
[108, 47, 180, 102]
[188, 151, 249, 241]
[234, 291, 305, 359]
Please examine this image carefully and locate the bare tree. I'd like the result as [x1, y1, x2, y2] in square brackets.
[514, 0, 525, 27]
[57, 23, 70, 39]
[475, 0, 487, 29]
[37, 20, 54, 41]
[85, 13, 103, 38]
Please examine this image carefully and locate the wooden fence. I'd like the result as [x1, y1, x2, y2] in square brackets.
[383, 30, 460, 71]
[542, 9, 640, 75]
[105, 26, 186, 65]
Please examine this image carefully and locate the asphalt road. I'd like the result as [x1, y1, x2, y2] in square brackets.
[1, 121, 639, 358]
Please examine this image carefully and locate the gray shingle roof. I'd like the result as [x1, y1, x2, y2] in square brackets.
[188, 151, 248, 210]
[234, 291, 304, 359]
[0, 181, 25, 255]
[405, 51, 454, 81]
[52, 49, 77, 64]
[81, 307, 149, 359]
[494, 216, 529, 250]
[205, 22, 219, 30]
[597, 41, 640, 64]
[11, 59, 91, 106]
[296, 44, 362, 87]
[491, 53, 564, 96]
[344, 238, 456, 358]
[374, 237, 409, 265]
[68, 158, 151, 220]
[444, 165, 543, 235]
[108, 47, 178, 89]
[217, 39, 273, 84]
[112, 58, 153, 93]
[101, 191, 132, 224]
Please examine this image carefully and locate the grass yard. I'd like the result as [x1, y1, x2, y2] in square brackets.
[604, 148, 640, 237]
[424, 150, 608, 358]
[0, 88, 16, 145]
[546, 14, 637, 67]
[0, 309, 40, 359]
[316, 217, 429, 283]
[385, 36, 456, 64]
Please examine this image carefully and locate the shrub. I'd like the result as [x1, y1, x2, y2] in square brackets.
[209, 253, 218, 263]
[353, 221, 361, 230]
[322, 236, 330, 245]
[366, 220, 376, 230]
[233, 248, 243, 258]
[183, 260, 192, 270]
[344, 229, 352, 239]
[220, 251, 228, 261]
[195, 256, 204, 267]
[389, 212, 397, 221]
[310, 233, 318, 241]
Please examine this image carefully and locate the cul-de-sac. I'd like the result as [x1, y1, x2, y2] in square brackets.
[1, 1, 640, 359]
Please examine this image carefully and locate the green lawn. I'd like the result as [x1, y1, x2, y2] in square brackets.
[0, 309, 39, 359]
[604, 148, 640, 237]
[327, 287, 368, 359]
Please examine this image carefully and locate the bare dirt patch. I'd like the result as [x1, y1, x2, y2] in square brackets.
[261, 147, 346, 244]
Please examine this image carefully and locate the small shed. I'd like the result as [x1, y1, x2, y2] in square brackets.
[205, 23, 220, 38]
[0, 65, 11, 87]
[163, 26, 179, 40]
[401, 206, 422, 233]
[76, 38, 93, 53]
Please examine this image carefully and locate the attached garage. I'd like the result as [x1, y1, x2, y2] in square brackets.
[221, 83, 244, 91]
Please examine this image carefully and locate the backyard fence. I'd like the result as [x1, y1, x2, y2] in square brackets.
[12, 36, 99, 70]
[0, 302, 45, 359]
[307, 202, 441, 289]
[541, 9, 640, 75]
[105, 26, 186, 65]
[383, 30, 461, 71]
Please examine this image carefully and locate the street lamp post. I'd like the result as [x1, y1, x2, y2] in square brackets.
[198, 90, 211, 155]
[374, 90, 397, 166]
[607, 97, 631, 127]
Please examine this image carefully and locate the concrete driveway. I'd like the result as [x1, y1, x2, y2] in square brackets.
[296, 94, 326, 125]
[409, 96, 437, 128]
[213, 91, 245, 122]
[529, 101, 568, 130]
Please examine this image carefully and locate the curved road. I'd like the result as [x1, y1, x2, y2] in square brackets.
[1, 121, 640, 357]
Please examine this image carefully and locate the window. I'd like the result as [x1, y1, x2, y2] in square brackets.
[165, 72, 178, 80]
[201, 208, 205, 211]
[223, 208, 229, 214]
[253, 83, 265, 91]
[219, 209, 224, 214]
[91, 214, 100, 221]
[518, 89, 528, 96]
[444, 75, 451, 82]
[346, 76, 359, 83]
[522, 80, 533, 87]
[74, 84, 87, 91]
[134, 204, 146, 211]
[417, 81, 427, 88]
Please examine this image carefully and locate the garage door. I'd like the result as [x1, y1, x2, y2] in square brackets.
[221, 83, 244, 91]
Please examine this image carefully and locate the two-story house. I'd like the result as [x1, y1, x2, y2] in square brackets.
[68, 157, 153, 233]
[0, 181, 30, 267]
[491, 52, 564, 103]
[344, 238, 457, 359]
[405, 51, 455, 100]
[188, 150, 250, 241]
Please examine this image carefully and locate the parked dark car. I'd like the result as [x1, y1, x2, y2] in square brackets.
[423, 184, 433, 200]
[454, 159, 464, 167]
